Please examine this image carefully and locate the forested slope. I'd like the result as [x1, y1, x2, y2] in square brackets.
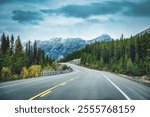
[61, 33, 150, 76]
[0, 33, 53, 82]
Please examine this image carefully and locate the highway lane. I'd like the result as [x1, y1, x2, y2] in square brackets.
[0, 63, 150, 100]
[0, 66, 80, 100]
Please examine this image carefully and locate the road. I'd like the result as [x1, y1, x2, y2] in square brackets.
[0, 63, 150, 100]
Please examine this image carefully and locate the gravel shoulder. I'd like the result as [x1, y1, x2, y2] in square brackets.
[118, 74, 150, 87]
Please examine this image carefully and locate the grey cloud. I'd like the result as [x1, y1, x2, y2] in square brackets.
[86, 19, 101, 23]
[41, 0, 150, 18]
[124, 1, 150, 17]
[12, 10, 44, 25]
[41, 2, 123, 18]
[0, 0, 48, 4]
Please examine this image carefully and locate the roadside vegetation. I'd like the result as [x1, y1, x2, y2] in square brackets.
[0, 33, 69, 82]
[61, 33, 150, 78]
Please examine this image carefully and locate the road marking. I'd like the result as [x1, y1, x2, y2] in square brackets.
[29, 77, 77, 100]
[69, 78, 74, 81]
[40, 91, 52, 97]
[100, 73, 131, 100]
[0, 76, 56, 89]
[60, 82, 66, 86]
[0, 74, 78, 89]
[0, 80, 39, 89]
[29, 83, 62, 100]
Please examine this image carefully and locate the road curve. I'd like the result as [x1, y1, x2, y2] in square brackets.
[0, 63, 150, 100]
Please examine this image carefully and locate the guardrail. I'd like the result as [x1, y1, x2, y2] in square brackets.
[41, 68, 73, 76]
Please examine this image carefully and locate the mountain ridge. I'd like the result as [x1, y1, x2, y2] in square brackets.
[27, 34, 113, 60]
[134, 27, 150, 37]
[38, 34, 113, 60]
[24, 27, 150, 60]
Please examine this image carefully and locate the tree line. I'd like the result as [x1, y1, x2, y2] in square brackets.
[0, 33, 53, 81]
[61, 33, 150, 76]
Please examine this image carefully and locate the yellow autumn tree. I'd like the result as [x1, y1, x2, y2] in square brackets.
[1, 67, 11, 80]
[21, 67, 29, 79]
[28, 65, 42, 77]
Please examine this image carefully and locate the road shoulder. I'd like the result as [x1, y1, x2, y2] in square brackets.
[117, 74, 150, 87]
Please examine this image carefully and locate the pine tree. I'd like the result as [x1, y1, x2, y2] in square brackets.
[61, 33, 149, 76]
[15, 36, 22, 55]
[6, 35, 10, 51]
[0, 33, 54, 81]
[1, 33, 7, 53]
[13, 36, 24, 74]
[33, 40, 37, 64]
[10, 34, 14, 54]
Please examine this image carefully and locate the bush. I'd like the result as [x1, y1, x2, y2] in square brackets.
[132, 63, 141, 76]
[1, 67, 11, 81]
[126, 58, 134, 75]
[28, 65, 42, 77]
[60, 64, 69, 70]
[52, 62, 60, 70]
[21, 67, 29, 79]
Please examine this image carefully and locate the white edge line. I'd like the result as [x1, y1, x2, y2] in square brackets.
[0, 80, 37, 89]
[101, 73, 131, 100]
[0, 75, 80, 89]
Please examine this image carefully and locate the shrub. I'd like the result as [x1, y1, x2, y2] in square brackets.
[60, 64, 69, 70]
[28, 65, 42, 77]
[52, 62, 60, 70]
[1, 67, 11, 81]
[21, 67, 29, 79]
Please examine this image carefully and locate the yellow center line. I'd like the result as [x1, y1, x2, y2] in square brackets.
[69, 78, 74, 81]
[29, 77, 76, 100]
[60, 82, 66, 86]
[29, 84, 61, 100]
[40, 91, 52, 97]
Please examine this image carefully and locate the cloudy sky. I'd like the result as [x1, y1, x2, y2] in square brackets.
[0, 0, 150, 41]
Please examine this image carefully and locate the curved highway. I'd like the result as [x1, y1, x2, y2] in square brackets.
[0, 63, 150, 100]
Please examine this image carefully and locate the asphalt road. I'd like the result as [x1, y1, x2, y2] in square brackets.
[0, 63, 150, 100]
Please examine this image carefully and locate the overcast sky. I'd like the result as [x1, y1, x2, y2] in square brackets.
[0, 0, 150, 41]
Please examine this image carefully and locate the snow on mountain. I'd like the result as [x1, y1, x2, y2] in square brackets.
[34, 34, 113, 60]
[37, 37, 86, 60]
[87, 34, 113, 44]
[134, 28, 150, 37]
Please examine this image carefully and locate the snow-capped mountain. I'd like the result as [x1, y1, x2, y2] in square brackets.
[37, 37, 86, 60]
[134, 28, 150, 37]
[87, 34, 112, 44]
[36, 34, 113, 60]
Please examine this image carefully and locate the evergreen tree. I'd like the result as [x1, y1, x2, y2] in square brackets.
[61, 33, 150, 76]
[6, 35, 10, 51]
[0, 33, 54, 81]
[10, 34, 14, 54]
[33, 40, 37, 64]
[15, 36, 22, 55]
[1, 33, 7, 53]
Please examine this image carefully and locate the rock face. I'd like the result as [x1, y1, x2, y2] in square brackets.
[36, 34, 113, 60]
